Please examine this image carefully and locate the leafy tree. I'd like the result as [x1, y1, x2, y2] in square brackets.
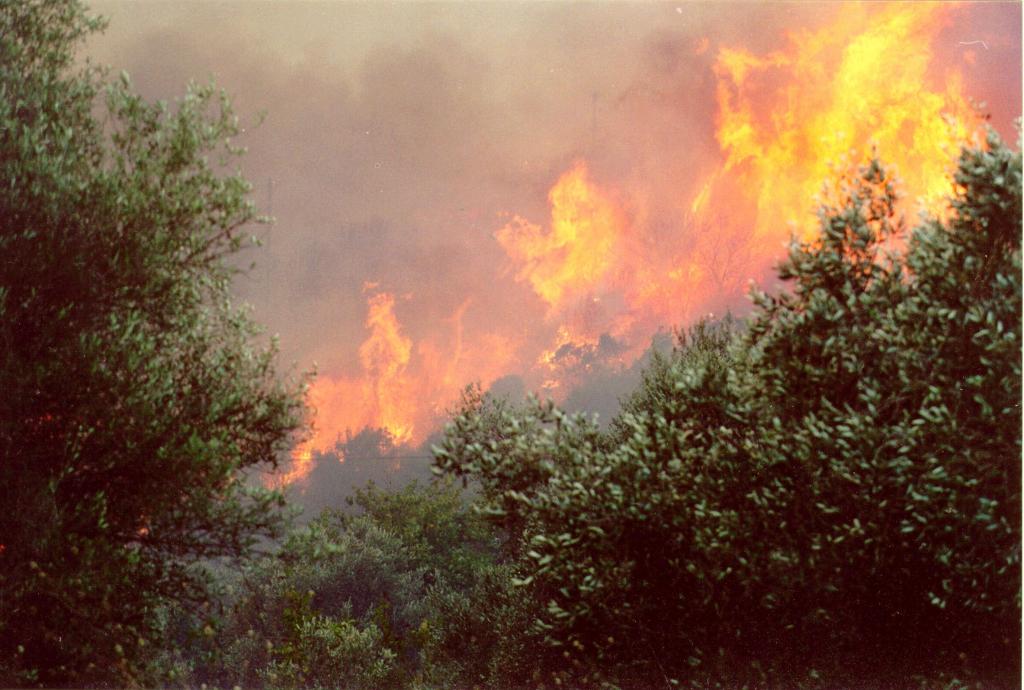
[435, 323, 748, 688]
[434, 131, 1021, 688]
[736, 133, 1021, 685]
[0, 1, 304, 684]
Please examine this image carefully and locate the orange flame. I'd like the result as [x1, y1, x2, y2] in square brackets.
[495, 161, 627, 315]
[358, 290, 415, 443]
[271, 286, 518, 487]
[705, 3, 983, 244]
[498, 3, 986, 388]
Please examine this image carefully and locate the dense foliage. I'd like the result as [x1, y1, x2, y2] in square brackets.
[435, 132, 1022, 688]
[0, 1, 303, 684]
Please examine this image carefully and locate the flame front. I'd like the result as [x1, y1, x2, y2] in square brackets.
[498, 2, 986, 386]
[273, 286, 519, 487]
[358, 290, 415, 444]
[276, 2, 1006, 488]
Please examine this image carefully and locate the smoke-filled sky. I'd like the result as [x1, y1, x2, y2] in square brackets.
[87, 1, 1021, 473]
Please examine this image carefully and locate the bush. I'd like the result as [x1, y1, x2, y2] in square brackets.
[420, 562, 540, 689]
[260, 595, 398, 690]
[436, 322, 749, 688]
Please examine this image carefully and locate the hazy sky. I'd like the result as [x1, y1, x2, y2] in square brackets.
[85, 1, 1022, 448]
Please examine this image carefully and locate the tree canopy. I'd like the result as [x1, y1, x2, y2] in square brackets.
[0, 1, 304, 684]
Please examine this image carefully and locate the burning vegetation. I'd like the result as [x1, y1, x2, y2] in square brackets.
[283, 2, 994, 488]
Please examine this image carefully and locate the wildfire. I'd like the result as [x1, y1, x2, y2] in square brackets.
[358, 290, 416, 443]
[497, 3, 985, 394]
[275, 3, 1001, 489]
[271, 286, 518, 487]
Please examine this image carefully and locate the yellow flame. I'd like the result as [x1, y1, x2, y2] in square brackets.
[704, 3, 982, 243]
[495, 161, 626, 313]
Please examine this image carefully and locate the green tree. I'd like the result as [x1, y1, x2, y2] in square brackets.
[0, 1, 305, 684]
[434, 131, 1021, 688]
[435, 323, 748, 688]
[738, 134, 1021, 685]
